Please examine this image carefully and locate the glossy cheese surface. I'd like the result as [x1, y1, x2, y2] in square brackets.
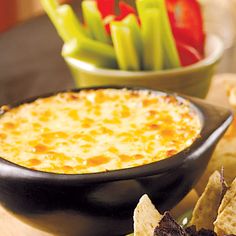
[0, 89, 201, 174]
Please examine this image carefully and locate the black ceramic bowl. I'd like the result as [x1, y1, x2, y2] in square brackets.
[0, 87, 233, 236]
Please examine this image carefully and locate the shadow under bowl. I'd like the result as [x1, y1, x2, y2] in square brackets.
[64, 35, 224, 99]
[0, 86, 233, 236]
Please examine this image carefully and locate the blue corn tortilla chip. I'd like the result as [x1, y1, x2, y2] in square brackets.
[154, 212, 187, 236]
[153, 212, 235, 236]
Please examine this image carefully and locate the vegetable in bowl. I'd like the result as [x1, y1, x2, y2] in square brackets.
[41, 0, 205, 71]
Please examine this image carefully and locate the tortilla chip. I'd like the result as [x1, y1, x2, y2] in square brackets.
[195, 129, 236, 194]
[154, 212, 186, 236]
[190, 171, 226, 230]
[214, 178, 236, 236]
[154, 213, 219, 236]
[218, 177, 236, 214]
[214, 196, 236, 235]
[133, 194, 162, 236]
[228, 86, 236, 111]
[186, 226, 218, 236]
[196, 76, 236, 194]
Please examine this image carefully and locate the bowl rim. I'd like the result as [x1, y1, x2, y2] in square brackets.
[0, 86, 233, 183]
[64, 34, 224, 77]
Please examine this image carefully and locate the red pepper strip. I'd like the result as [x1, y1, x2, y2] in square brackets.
[96, 0, 115, 18]
[105, 1, 138, 34]
[167, 8, 175, 28]
[115, 1, 137, 21]
[105, 23, 111, 34]
[166, 0, 205, 55]
[172, 26, 204, 56]
[177, 42, 202, 67]
[104, 15, 115, 34]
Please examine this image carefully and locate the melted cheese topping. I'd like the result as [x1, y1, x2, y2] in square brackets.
[0, 89, 201, 174]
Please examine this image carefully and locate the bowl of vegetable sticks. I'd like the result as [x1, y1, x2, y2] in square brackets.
[41, 0, 224, 98]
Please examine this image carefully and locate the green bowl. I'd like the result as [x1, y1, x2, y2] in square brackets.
[64, 35, 224, 98]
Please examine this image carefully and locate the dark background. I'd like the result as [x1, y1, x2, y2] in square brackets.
[0, 1, 236, 105]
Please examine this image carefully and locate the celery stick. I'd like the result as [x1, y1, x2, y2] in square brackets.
[122, 14, 143, 69]
[42, 0, 115, 68]
[40, 0, 66, 40]
[82, 1, 110, 44]
[158, 0, 180, 69]
[141, 9, 163, 70]
[40, 0, 87, 42]
[40, 0, 59, 16]
[62, 38, 117, 68]
[136, 0, 180, 69]
[137, 0, 158, 16]
[110, 22, 140, 71]
[57, 5, 89, 40]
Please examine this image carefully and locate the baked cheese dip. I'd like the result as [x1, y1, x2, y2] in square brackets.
[0, 89, 201, 174]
